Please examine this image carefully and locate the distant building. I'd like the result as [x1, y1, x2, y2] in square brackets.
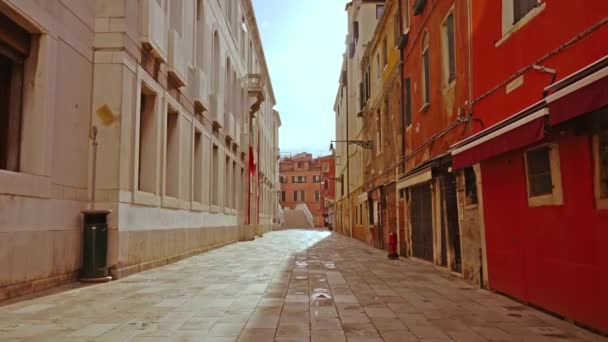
[279, 153, 335, 227]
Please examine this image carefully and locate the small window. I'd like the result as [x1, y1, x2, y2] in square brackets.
[0, 13, 30, 172]
[281, 191, 286, 202]
[323, 162, 330, 172]
[292, 176, 296, 183]
[513, 0, 537, 24]
[353, 21, 359, 44]
[313, 175, 321, 183]
[376, 4, 385, 18]
[382, 37, 387, 67]
[315, 191, 320, 202]
[442, 11, 456, 85]
[524, 144, 563, 207]
[405, 78, 412, 127]
[402, 0, 410, 33]
[595, 121, 608, 208]
[300, 190, 305, 202]
[526, 147, 552, 197]
[464, 167, 478, 206]
[293, 191, 298, 201]
[421, 32, 430, 107]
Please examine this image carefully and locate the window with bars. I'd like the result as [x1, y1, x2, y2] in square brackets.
[464, 167, 478, 206]
[513, 0, 538, 24]
[526, 146, 553, 197]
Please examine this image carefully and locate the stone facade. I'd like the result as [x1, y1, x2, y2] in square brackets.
[0, 0, 279, 301]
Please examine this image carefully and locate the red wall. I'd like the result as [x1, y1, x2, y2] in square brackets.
[473, 1, 608, 332]
[482, 132, 608, 331]
[472, 1, 608, 129]
[402, 0, 471, 169]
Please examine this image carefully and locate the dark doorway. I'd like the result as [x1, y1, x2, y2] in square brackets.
[410, 183, 433, 261]
[442, 173, 462, 273]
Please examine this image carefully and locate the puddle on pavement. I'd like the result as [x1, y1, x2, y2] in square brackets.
[295, 261, 308, 268]
[310, 287, 332, 302]
[324, 263, 336, 269]
[295, 275, 308, 280]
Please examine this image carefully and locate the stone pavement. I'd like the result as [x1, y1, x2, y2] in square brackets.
[0, 230, 605, 342]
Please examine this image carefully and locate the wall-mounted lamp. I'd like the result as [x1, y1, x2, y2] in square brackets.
[329, 140, 373, 151]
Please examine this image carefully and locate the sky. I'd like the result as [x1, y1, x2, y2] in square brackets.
[252, 0, 347, 157]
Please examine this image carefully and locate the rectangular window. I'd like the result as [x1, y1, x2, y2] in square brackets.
[422, 48, 430, 105]
[353, 21, 359, 44]
[402, 0, 410, 33]
[313, 175, 321, 183]
[300, 190, 305, 202]
[525, 144, 563, 207]
[376, 4, 384, 18]
[212, 145, 219, 205]
[382, 37, 387, 67]
[292, 176, 296, 183]
[0, 47, 24, 172]
[405, 77, 412, 127]
[165, 108, 179, 198]
[315, 191, 320, 202]
[323, 162, 330, 172]
[595, 122, 608, 206]
[526, 147, 552, 197]
[442, 11, 456, 84]
[233, 160, 237, 209]
[193, 130, 203, 203]
[513, 0, 537, 24]
[464, 167, 478, 206]
[281, 191, 286, 202]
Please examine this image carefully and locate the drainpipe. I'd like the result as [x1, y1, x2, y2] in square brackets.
[345, 55, 352, 238]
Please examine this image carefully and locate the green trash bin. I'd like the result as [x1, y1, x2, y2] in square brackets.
[80, 209, 112, 282]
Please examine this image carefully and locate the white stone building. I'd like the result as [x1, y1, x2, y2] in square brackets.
[0, 0, 280, 300]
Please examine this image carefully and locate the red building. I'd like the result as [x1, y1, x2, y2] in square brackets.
[279, 153, 335, 227]
[452, 1, 608, 332]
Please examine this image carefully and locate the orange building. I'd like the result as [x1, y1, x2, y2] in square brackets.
[279, 153, 335, 227]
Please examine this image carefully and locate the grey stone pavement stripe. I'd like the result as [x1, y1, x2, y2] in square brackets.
[0, 229, 605, 342]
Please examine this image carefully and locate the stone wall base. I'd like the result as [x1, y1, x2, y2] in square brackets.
[0, 271, 79, 302]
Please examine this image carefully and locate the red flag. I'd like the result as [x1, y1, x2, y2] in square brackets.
[249, 145, 256, 176]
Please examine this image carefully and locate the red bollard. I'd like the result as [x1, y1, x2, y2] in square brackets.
[388, 231, 398, 260]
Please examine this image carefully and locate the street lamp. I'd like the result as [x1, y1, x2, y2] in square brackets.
[329, 140, 373, 151]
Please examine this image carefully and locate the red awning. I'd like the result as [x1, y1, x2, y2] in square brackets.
[546, 64, 608, 125]
[452, 109, 547, 169]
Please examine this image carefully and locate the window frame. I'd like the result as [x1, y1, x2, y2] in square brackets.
[376, 4, 385, 19]
[593, 130, 608, 210]
[497, 0, 545, 47]
[524, 143, 563, 207]
[441, 8, 456, 88]
[463, 167, 478, 208]
[420, 31, 430, 111]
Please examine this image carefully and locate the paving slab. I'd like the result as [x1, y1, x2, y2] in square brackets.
[0, 230, 605, 341]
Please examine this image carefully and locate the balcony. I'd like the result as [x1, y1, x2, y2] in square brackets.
[194, 68, 210, 111]
[224, 111, 236, 141]
[247, 74, 265, 116]
[141, 0, 167, 62]
[235, 120, 241, 146]
[168, 29, 188, 88]
[209, 93, 224, 129]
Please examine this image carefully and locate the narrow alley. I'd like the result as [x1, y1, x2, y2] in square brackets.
[0, 230, 603, 342]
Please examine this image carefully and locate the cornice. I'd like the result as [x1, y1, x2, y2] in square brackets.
[242, 0, 276, 105]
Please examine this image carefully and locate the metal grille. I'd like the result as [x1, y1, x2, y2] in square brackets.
[411, 183, 433, 261]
